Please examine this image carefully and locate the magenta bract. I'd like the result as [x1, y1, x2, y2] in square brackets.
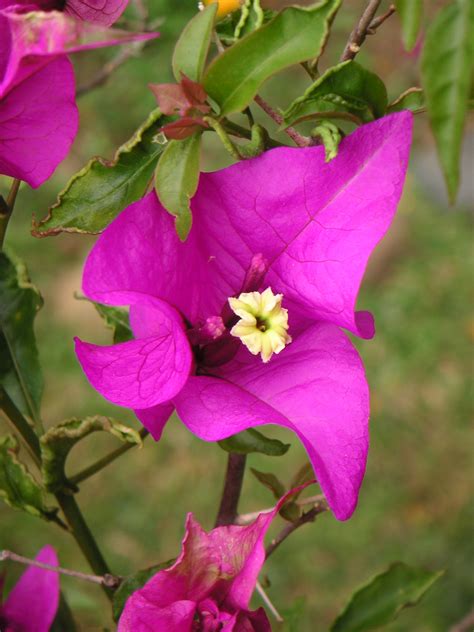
[76, 113, 413, 520]
[0, 546, 59, 632]
[118, 488, 310, 631]
[0, 0, 129, 25]
[0, 4, 157, 187]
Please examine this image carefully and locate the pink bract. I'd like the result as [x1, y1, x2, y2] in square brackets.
[76, 112, 413, 521]
[0, 545, 59, 632]
[0, 5, 157, 187]
[118, 488, 308, 631]
[0, 0, 129, 25]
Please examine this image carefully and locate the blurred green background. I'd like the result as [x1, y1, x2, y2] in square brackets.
[0, 1, 472, 630]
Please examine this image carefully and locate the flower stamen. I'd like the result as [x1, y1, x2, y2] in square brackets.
[228, 288, 291, 363]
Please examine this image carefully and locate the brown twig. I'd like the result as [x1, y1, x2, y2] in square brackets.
[340, 0, 383, 61]
[77, 0, 151, 97]
[215, 453, 247, 526]
[367, 4, 396, 34]
[449, 608, 474, 632]
[254, 95, 309, 147]
[77, 43, 146, 97]
[0, 550, 121, 589]
[265, 500, 328, 559]
[236, 494, 326, 525]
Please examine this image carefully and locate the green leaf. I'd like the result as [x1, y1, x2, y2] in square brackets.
[421, 0, 473, 203]
[33, 110, 172, 236]
[0, 252, 42, 422]
[204, 0, 341, 116]
[0, 435, 56, 520]
[330, 562, 444, 631]
[112, 560, 175, 621]
[387, 87, 425, 114]
[172, 3, 217, 82]
[92, 303, 132, 344]
[155, 133, 202, 241]
[395, 0, 423, 51]
[40, 416, 142, 494]
[290, 462, 314, 490]
[283, 61, 387, 128]
[250, 467, 286, 500]
[234, 0, 264, 39]
[218, 428, 290, 456]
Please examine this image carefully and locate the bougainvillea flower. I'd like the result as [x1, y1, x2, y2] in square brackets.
[76, 112, 412, 521]
[0, 0, 128, 25]
[0, 545, 59, 632]
[0, 6, 156, 187]
[118, 487, 308, 631]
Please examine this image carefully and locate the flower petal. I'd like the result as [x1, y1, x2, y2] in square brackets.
[3, 545, 59, 632]
[175, 323, 369, 520]
[0, 57, 77, 187]
[134, 402, 174, 441]
[0, 7, 157, 95]
[75, 300, 192, 409]
[82, 114, 411, 337]
[190, 112, 412, 338]
[119, 487, 306, 627]
[118, 597, 196, 632]
[65, 0, 129, 26]
[82, 191, 225, 323]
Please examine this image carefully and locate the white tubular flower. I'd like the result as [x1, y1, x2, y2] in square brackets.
[228, 287, 292, 363]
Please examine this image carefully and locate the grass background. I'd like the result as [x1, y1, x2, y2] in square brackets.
[0, 1, 472, 630]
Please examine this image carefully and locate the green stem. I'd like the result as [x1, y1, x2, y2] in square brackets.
[0, 386, 41, 466]
[55, 492, 113, 599]
[0, 179, 20, 250]
[205, 116, 242, 160]
[70, 428, 149, 486]
[0, 387, 112, 599]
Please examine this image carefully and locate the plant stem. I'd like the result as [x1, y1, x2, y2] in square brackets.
[0, 178, 20, 249]
[254, 95, 309, 147]
[55, 593, 78, 632]
[367, 4, 396, 34]
[215, 452, 247, 526]
[0, 549, 121, 589]
[0, 386, 41, 466]
[55, 492, 114, 598]
[340, 0, 382, 61]
[222, 120, 283, 149]
[265, 500, 327, 559]
[70, 428, 148, 486]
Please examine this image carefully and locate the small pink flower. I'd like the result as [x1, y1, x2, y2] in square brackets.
[0, 546, 60, 632]
[118, 489, 307, 632]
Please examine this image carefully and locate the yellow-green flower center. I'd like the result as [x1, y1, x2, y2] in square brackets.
[228, 288, 292, 363]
